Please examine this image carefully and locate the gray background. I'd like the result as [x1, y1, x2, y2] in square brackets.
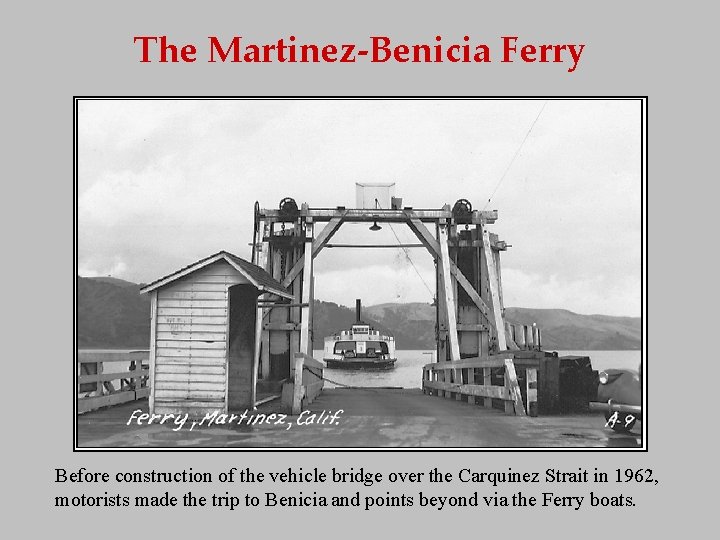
[6, 0, 713, 537]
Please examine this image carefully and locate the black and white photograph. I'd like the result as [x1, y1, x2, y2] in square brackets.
[74, 97, 646, 449]
[13, 0, 720, 537]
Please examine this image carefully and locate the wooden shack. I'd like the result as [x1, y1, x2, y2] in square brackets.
[140, 251, 292, 417]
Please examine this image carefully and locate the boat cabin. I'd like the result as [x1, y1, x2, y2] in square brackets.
[323, 299, 397, 368]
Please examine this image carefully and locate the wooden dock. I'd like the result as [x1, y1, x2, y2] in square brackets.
[76, 350, 623, 448]
[76, 391, 641, 448]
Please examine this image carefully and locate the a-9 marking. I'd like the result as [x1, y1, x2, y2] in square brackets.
[605, 411, 636, 429]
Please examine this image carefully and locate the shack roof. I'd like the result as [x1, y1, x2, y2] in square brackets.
[139, 250, 292, 299]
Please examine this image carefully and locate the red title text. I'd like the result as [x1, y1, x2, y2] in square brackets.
[132, 35, 586, 73]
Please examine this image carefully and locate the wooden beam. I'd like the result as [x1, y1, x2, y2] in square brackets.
[265, 241, 284, 378]
[457, 323, 489, 332]
[467, 363, 476, 404]
[423, 356, 506, 370]
[79, 369, 149, 384]
[260, 330, 270, 381]
[299, 222, 314, 356]
[450, 233, 463, 399]
[492, 240, 505, 312]
[95, 360, 104, 395]
[259, 207, 498, 224]
[406, 215, 494, 326]
[149, 290, 157, 414]
[291, 353, 304, 415]
[264, 322, 300, 331]
[256, 302, 309, 307]
[448, 239, 509, 249]
[309, 274, 315, 354]
[255, 221, 272, 381]
[281, 215, 343, 288]
[289, 222, 302, 371]
[438, 224, 460, 362]
[451, 268, 493, 324]
[78, 351, 148, 363]
[406, 215, 440, 255]
[483, 367, 492, 408]
[526, 367, 538, 416]
[78, 390, 146, 414]
[482, 224, 507, 351]
[312, 215, 344, 256]
[324, 243, 425, 248]
[435, 237, 447, 365]
[282, 254, 303, 291]
[423, 380, 509, 400]
[504, 358, 526, 416]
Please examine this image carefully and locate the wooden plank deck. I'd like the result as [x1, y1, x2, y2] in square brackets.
[76, 389, 642, 448]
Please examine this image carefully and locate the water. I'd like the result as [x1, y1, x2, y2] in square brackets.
[313, 349, 642, 389]
[80, 348, 642, 390]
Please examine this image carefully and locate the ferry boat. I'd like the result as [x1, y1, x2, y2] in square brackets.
[323, 300, 397, 369]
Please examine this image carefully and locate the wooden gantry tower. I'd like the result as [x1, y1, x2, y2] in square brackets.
[251, 189, 520, 387]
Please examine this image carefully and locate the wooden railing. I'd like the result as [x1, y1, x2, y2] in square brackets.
[282, 352, 324, 414]
[77, 351, 150, 413]
[422, 355, 537, 416]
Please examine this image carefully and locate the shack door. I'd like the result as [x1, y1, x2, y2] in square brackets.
[227, 284, 258, 410]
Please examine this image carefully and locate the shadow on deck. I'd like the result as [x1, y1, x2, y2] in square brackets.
[76, 388, 642, 449]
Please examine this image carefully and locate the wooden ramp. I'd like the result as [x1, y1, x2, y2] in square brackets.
[76, 390, 641, 449]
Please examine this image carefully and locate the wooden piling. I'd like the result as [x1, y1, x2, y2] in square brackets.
[515, 324, 526, 349]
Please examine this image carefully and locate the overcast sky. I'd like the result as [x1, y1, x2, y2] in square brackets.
[78, 99, 642, 317]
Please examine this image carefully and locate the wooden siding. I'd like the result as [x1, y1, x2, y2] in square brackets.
[151, 260, 249, 415]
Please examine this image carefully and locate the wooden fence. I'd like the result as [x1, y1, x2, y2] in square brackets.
[422, 355, 537, 416]
[77, 351, 150, 413]
[282, 352, 324, 415]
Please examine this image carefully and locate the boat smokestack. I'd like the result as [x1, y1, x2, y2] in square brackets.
[356, 299, 362, 323]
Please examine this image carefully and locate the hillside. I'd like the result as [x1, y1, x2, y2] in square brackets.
[76, 276, 640, 350]
[365, 302, 435, 322]
[77, 276, 151, 348]
[312, 301, 433, 349]
[365, 303, 640, 350]
[504, 307, 641, 350]
[362, 302, 436, 349]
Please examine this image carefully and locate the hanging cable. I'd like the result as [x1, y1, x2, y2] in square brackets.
[375, 200, 435, 299]
[483, 100, 548, 210]
[304, 365, 401, 390]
